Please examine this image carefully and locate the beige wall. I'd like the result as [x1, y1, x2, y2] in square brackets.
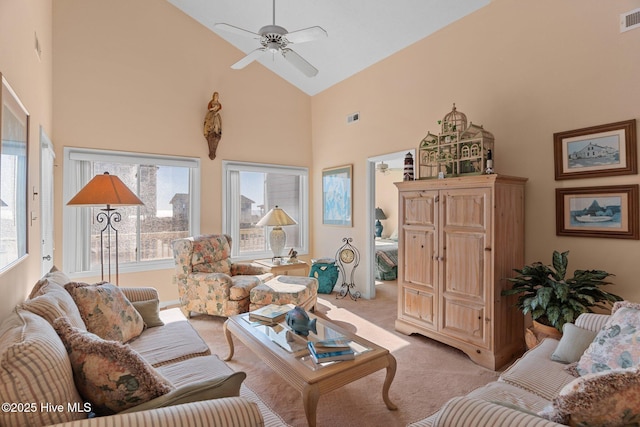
[50, 0, 312, 302]
[311, 0, 640, 300]
[0, 0, 53, 320]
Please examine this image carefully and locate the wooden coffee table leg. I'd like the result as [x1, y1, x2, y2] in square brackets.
[222, 319, 235, 361]
[382, 354, 398, 410]
[302, 383, 320, 427]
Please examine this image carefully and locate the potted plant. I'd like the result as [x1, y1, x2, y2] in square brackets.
[502, 250, 622, 340]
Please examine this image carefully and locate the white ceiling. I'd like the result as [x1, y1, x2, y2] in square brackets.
[167, 0, 491, 96]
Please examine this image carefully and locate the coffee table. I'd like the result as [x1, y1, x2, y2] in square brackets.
[223, 312, 397, 426]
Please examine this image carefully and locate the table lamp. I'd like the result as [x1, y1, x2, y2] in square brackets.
[67, 172, 144, 284]
[375, 207, 387, 238]
[256, 205, 297, 262]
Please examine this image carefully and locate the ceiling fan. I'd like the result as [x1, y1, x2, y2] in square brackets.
[376, 162, 390, 175]
[214, 0, 327, 77]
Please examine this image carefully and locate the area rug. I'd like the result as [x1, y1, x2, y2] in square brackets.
[189, 282, 499, 426]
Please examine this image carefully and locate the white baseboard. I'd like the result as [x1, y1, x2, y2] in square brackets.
[160, 299, 181, 310]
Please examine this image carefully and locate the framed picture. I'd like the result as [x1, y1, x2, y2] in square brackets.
[554, 119, 637, 180]
[0, 73, 30, 271]
[556, 185, 639, 239]
[322, 164, 352, 226]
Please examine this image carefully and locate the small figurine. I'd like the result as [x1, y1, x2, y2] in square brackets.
[285, 306, 317, 337]
[403, 152, 414, 181]
[288, 248, 298, 263]
[485, 149, 494, 174]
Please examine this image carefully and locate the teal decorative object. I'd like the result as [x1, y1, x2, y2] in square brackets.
[285, 306, 317, 336]
[310, 259, 339, 294]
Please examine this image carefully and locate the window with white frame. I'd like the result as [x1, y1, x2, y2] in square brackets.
[223, 161, 308, 259]
[63, 148, 200, 276]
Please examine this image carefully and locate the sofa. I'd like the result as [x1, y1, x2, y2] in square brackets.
[410, 303, 640, 426]
[172, 234, 274, 317]
[0, 268, 288, 427]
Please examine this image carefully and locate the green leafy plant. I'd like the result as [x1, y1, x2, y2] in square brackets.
[501, 250, 622, 332]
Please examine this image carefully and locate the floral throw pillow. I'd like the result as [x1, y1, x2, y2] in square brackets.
[53, 318, 173, 415]
[576, 306, 640, 375]
[539, 367, 640, 426]
[64, 282, 144, 343]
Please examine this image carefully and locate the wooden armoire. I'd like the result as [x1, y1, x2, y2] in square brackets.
[394, 174, 527, 370]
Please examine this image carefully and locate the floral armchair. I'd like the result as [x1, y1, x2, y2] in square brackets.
[172, 234, 273, 317]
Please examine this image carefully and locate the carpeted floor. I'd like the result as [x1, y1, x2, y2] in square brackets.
[189, 282, 499, 427]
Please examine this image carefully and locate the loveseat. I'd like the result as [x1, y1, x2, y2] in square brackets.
[0, 268, 288, 427]
[410, 303, 640, 426]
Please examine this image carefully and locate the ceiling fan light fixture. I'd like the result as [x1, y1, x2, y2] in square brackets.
[214, 0, 327, 77]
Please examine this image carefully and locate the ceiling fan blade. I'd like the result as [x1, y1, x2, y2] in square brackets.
[285, 26, 328, 44]
[231, 48, 266, 69]
[214, 23, 260, 39]
[281, 48, 318, 77]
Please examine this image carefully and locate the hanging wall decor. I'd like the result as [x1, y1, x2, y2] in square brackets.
[553, 119, 637, 180]
[556, 184, 639, 240]
[322, 165, 352, 226]
[203, 91, 222, 160]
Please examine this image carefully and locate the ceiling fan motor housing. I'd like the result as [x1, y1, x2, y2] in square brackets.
[259, 25, 289, 51]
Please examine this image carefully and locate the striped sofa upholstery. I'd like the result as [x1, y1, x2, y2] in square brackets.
[0, 269, 290, 427]
[408, 313, 612, 427]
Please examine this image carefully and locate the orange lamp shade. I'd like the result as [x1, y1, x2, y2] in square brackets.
[67, 172, 143, 207]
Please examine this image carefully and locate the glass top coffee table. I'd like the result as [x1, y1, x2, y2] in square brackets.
[223, 311, 397, 427]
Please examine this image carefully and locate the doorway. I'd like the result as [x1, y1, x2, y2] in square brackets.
[365, 149, 414, 299]
[40, 127, 55, 275]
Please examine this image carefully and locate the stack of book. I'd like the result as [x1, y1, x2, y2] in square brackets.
[248, 304, 292, 324]
[307, 338, 355, 363]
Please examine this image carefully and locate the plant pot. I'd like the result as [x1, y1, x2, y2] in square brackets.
[525, 320, 563, 349]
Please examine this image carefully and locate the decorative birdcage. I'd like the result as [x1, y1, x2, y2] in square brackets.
[441, 103, 467, 134]
[418, 104, 495, 179]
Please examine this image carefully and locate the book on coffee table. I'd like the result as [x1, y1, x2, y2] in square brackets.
[307, 341, 355, 363]
[249, 304, 293, 324]
[310, 338, 352, 353]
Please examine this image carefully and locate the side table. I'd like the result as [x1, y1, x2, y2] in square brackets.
[254, 259, 310, 277]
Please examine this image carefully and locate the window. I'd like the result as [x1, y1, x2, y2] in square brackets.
[63, 148, 200, 277]
[223, 161, 308, 259]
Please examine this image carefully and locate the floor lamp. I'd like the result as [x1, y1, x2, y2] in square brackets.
[67, 172, 144, 285]
[256, 205, 297, 264]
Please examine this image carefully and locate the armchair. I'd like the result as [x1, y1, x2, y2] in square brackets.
[172, 234, 273, 317]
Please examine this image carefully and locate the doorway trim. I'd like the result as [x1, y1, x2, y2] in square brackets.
[40, 126, 55, 276]
[365, 149, 415, 299]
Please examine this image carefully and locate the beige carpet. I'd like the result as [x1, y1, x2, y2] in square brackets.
[189, 282, 499, 427]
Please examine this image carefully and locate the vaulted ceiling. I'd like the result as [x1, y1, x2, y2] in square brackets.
[167, 0, 491, 96]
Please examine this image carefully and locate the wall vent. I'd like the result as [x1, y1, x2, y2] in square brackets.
[347, 112, 360, 124]
[620, 8, 640, 33]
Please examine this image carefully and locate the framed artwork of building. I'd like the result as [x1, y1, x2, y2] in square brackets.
[554, 119, 637, 180]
